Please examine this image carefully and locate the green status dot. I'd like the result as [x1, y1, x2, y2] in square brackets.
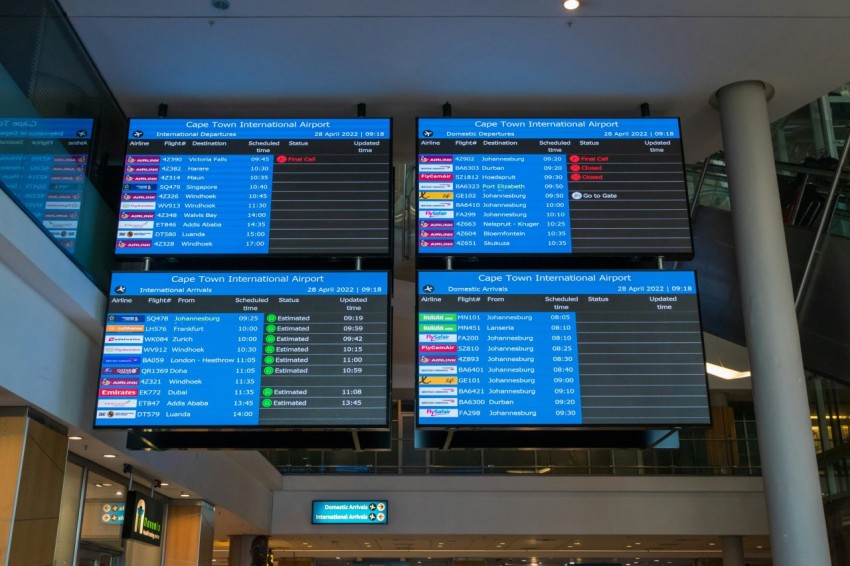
[265, 324, 276, 333]
[262, 387, 273, 396]
[266, 314, 276, 322]
[264, 345, 275, 354]
[264, 335, 275, 343]
[262, 399, 273, 408]
[263, 367, 274, 375]
[263, 356, 275, 364]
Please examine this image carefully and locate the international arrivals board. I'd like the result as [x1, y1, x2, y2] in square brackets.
[116, 118, 392, 256]
[0, 117, 93, 252]
[416, 118, 693, 258]
[95, 271, 390, 428]
[416, 270, 710, 427]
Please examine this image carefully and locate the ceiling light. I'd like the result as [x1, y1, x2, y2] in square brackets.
[103, 483, 112, 487]
[211, 0, 230, 9]
[180, 492, 190, 498]
[68, 435, 82, 440]
[706, 362, 751, 380]
[563, 0, 581, 10]
[95, 483, 103, 488]
[160, 482, 170, 487]
[103, 454, 116, 458]
[116, 491, 123, 496]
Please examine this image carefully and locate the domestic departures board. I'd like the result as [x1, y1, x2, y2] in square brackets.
[116, 118, 391, 256]
[0, 117, 93, 252]
[416, 270, 710, 427]
[95, 271, 390, 428]
[416, 118, 693, 258]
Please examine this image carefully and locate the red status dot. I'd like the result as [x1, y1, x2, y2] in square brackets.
[276, 155, 288, 163]
[569, 164, 580, 172]
[569, 155, 580, 163]
[570, 173, 582, 181]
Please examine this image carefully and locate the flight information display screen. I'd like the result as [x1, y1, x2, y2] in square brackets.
[95, 271, 390, 429]
[416, 270, 709, 427]
[0, 117, 93, 252]
[116, 118, 391, 256]
[416, 118, 692, 258]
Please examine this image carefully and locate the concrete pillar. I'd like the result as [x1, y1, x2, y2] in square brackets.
[721, 535, 745, 566]
[0, 408, 68, 566]
[715, 79, 831, 565]
[163, 501, 215, 566]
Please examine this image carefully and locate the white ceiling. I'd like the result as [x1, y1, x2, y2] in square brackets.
[57, 0, 850, 165]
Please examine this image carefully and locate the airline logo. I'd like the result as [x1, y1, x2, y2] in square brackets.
[49, 230, 77, 239]
[97, 398, 138, 409]
[420, 355, 457, 364]
[419, 408, 458, 418]
[419, 397, 458, 407]
[123, 175, 158, 182]
[419, 173, 453, 181]
[419, 192, 453, 200]
[43, 220, 78, 229]
[419, 220, 453, 229]
[123, 183, 158, 191]
[104, 334, 144, 344]
[419, 240, 454, 248]
[419, 386, 458, 396]
[418, 200, 453, 210]
[43, 211, 79, 220]
[418, 182, 453, 191]
[108, 315, 145, 323]
[122, 193, 156, 201]
[98, 388, 138, 397]
[117, 230, 153, 239]
[102, 345, 143, 354]
[419, 333, 457, 343]
[124, 165, 159, 173]
[119, 201, 156, 211]
[116, 241, 152, 249]
[46, 192, 82, 200]
[101, 367, 141, 376]
[418, 376, 458, 385]
[96, 410, 136, 419]
[44, 201, 81, 210]
[119, 211, 155, 220]
[419, 230, 453, 238]
[100, 378, 139, 387]
[105, 324, 144, 333]
[118, 221, 155, 230]
[419, 155, 453, 163]
[102, 355, 141, 364]
[419, 344, 458, 353]
[125, 156, 160, 164]
[419, 210, 454, 219]
[417, 365, 457, 375]
[418, 163, 453, 172]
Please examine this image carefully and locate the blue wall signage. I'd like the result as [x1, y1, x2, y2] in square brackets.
[116, 118, 392, 256]
[94, 271, 390, 428]
[312, 500, 388, 524]
[416, 117, 692, 258]
[416, 270, 709, 427]
[0, 117, 93, 252]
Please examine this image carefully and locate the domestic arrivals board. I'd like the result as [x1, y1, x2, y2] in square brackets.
[95, 271, 390, 428]
[416, 270, 709, 427]
[116, 118, 392, 256]
[0, 118, 93, 251]
[416, 118, 693, 258]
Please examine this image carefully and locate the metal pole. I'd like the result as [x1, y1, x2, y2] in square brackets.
[689, 154, 714, 220]
[715, 80, 831, 566]
[794, 128, 850, 309]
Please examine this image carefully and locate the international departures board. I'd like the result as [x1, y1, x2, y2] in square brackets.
[0, 117, 93, 252]
[416, 118, 693, 258]
[416, 270, 710, 427]
[95, 271, 390, 428]
[115, 118, 392, 256]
